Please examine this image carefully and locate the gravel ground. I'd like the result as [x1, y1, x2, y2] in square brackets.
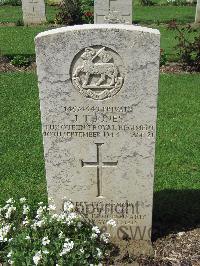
[106, 228, 200, 265]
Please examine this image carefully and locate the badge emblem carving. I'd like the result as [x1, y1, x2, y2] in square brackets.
[104, 11, 127, 24]
[71, 46, 124, 100]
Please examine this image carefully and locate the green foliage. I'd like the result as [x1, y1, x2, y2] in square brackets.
[170, 23, 200, 71]
[160, 48, 167, 66]
[139, 0, 155, 6]
[15, 19, 24, 26]
[55, 0, 83, 25]
[82, 11, 94, 24]
[54, 0, 94, 25]
[165, 0, 188, 6]
[10, 55, 32, 67]
[81, 0, 94, 10]
[81, 0, 94, 23]
[0, 0, 21, 6]
[0, 198, 111, 265]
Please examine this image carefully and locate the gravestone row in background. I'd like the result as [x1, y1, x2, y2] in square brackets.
[21, 0, 46, 25]
[21, 0, 133, 26]
[195, 0, 200, 24]
[94, 0, 133, 24]
[35, 24, 160, 255]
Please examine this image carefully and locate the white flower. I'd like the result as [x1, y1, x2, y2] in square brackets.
[8, 259, 14, 265]
[22, 217, 29, 226]
[58, 231, 64, 239]
[38, 202, 43, 206]
[60, 239, 74, 256]
[33, 251, 42, 265]
[23, 205, 30, 215]
[100, 232, 110, 243]
[36, 220, 44, 227]
[31, 220, 45, 230]
[92, 226, 100, 234]
[63, 201, 74, 213]
[20, 197, 26, 203]
[48, 205, 56, 211]
[57, 213, 67, 222]
[77, 222, 82, 228]
[5, 206, 16, 219]
[66, 212, 77, 225]
[91, 233, 98, 239]
[6, 198, 14, 204]
[42, 237, 50, 246]
[2, 204, 10, 211]
[7, 251, 12, 258]
[0, 224, 11, 242]
[106, 219, 116, 227]
[80, 248, 84, 253]
[51, 213, 59, 220]
[25, 235, 31, 240]
[42, 249, 49, 254]
[96, 248, 102, 258]
[36, 206, 46, 217]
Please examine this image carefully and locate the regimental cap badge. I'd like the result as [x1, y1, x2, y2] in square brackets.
[71, 46, 125, 100]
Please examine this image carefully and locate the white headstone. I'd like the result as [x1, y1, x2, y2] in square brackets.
[22, 0, 46, 25]
[94, 0, 132, 24]
[195, 0, 200, 24]
[35, 24, 160, 255]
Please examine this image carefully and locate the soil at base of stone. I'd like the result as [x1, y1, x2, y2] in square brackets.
[106, 228, 200, 265]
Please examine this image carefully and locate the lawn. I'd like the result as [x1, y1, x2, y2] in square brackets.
[0, 5, 196, 24]
[0, 5, 199, 61]
[0, 72, 200, 232]
[0, 73, 47, 207]
[0, 26, 53, 55]
[134, 6, 196, 25]
[1, 24, 199, 62]
[0, 5, 58, 23]
[0, 4, 198, 61]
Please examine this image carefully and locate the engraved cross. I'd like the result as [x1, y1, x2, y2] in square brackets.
[29, 0, 38, 12]
[81, 143, 118, 198]
[109, 0, 130, 16]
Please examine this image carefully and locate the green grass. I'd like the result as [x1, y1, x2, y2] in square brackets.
[155, 74, 200, 191]
[1, 25, 199, 62]
[0, 26, 52, 55]
[0, 72, 200, 233]
[0, 72, 47, 207]
[134, 6, 196, 25]
[154, 74, 200, 233]
[0, 5, 195, 24]
[0, 5, 58, 23]
[0, 5, 198, 61]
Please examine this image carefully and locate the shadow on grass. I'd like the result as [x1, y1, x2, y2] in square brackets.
[152, 189, 200, 240]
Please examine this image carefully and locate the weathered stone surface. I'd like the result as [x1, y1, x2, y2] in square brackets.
[35, 24, 160, 255]
[195, 0, 200, 24]
[22, 0, 46, 25]
[94, 0, 132, 24]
